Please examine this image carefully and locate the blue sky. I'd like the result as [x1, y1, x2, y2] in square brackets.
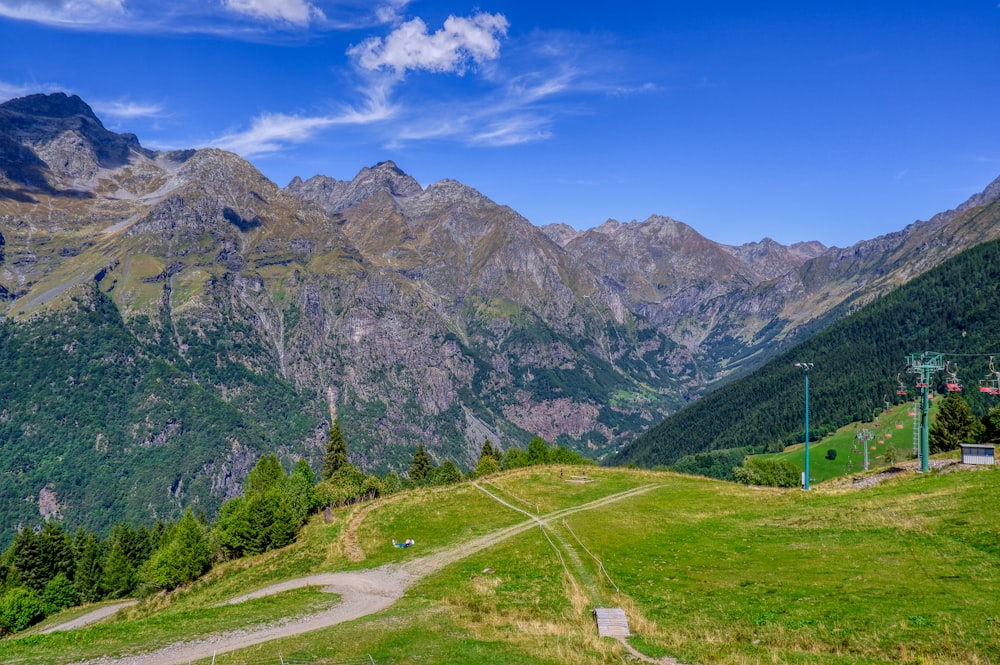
[1, 1, 999, 247]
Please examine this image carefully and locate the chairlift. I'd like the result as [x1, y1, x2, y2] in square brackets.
[895, 374, 908, 396]
[945, 362, 962, 392]
[979, 357, 1000, 395]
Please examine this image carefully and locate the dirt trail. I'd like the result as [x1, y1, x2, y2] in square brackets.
[41, 601, 137, 634]
[78, 483, 661, 665]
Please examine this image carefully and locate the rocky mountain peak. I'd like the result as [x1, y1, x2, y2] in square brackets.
[0, 92, 100, 122]
[285, 160, 422, 214]
[724, 236, 826, 281]
[0, 92, 152, 189]
[538, 222, 582, 246]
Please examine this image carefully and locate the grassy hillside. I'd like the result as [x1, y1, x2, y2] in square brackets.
[758, 400, 942, 483]
[4, 464, 997, 664]
[614, 236, 1000, 472]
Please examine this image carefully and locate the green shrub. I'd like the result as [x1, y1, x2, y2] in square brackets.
[474, 455, 500, 477]
[0, 587, 46, 634]
[733, 457, 800, 487]
[41, 573, 79, 613]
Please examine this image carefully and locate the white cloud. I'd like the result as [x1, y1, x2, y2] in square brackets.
[0, 0, 123, 26]
[210, 91, 396, 156]
[0, 81, 49, 102]
[92, 99, 164, 119]
[223, 0, 323, 26]
[470, 115, 552, 147]
[0, 1, 404, 33]
[608, 82, 659, 96]
[372, 0, 409, 25]
[349, 12, 509, 76]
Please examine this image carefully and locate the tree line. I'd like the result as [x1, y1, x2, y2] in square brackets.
[0, 420, 589, 635]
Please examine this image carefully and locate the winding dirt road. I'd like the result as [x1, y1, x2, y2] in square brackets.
[71, 483, 660, 665]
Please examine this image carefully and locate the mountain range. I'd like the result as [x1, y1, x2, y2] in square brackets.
[2, 91, 999, 535]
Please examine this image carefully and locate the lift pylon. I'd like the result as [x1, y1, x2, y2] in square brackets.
[905, 352, 945, 474]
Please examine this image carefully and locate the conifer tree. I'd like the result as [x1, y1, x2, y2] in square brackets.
[930, 393, 978, 453]
[144, 509, 211, 591]
[527, 436, 550, 465]
[10, 528, 45, 592]
[480, 438, 501, 463]
[323, 418, 351, 480]
[74, 533, 105, 603]
[409, 443, 432, 482]
[285, 459, 318, 527]
[245, 453, 286, 497]
[474, 439, 501, 477]
[101, 543, 136, 599]
[38, 522, 75, 583]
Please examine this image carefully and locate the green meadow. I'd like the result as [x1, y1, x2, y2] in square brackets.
[758, 401, 940, 483]
[4, 464, 997, 665]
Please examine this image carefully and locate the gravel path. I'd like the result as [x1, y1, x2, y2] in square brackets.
[41, 601, 137, 634]
[75, 483, 661, 665]
[847, 458, 956, 490]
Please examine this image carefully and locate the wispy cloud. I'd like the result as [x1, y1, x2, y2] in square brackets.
[0, 0, 124, 27]
[349, 12, 509, 76]
[608, 82, 659, 96]
[92, 99, 165, 119]
[210, 89, 396, 156]
[222, 0, 323, 26]
[0, 80, 58, 102]
[470, 115, 552, 147]
[0, 0, 406, 32]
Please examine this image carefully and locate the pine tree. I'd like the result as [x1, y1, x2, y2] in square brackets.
[38, 522, 75, 584]
[101, 543, 136, 599]
[527, 436, 550, 465]
[323, 418, 351, 480]
[479, 438, 502, 463]
[144, 509, 211, 591]
[11, 529, 42, 591]
[474, 439, 501, 477]
[73, 533, 105, 603]
[285, 459, 317, 528]
[409, 443, 432, 482]
[930, 393, 977, 453]
[245, 453, 286, 497]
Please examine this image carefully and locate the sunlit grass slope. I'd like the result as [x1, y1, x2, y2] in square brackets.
[3, 465, 997, 665]
[756, 401, 940, 483]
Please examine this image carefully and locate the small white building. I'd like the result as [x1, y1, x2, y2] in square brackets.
[959, 443, 996, 465]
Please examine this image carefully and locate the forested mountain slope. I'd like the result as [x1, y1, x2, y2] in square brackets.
[3, 91, 1000, 540]
[613, 229, 1000, 472]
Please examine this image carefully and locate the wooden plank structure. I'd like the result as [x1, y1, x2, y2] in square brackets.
[593, 608, 630, 638]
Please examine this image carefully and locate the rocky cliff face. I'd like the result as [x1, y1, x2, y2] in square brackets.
[2, 92, 999, 533]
